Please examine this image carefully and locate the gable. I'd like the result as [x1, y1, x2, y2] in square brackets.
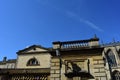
[25, 47, 47, 53]
[17, 45, 49, 54]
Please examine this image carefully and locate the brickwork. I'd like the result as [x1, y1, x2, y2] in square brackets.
[93, 57, 107, 80]
[16, 53, 51, 68]
[50, 57, 61, 80]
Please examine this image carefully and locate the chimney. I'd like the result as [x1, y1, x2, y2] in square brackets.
[3, 57, 7, 62]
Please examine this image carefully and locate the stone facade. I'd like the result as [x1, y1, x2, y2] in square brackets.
[0, 37, 120, 80]
[50, 57, 61, 80]
[0, 57, 16, 69]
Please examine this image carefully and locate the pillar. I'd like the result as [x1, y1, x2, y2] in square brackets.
[50, 57, 61, 80]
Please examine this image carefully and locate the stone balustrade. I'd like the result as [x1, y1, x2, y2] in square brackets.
[53, 37, 99, 49]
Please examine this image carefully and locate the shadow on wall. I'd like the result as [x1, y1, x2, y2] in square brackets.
[70, 62, 81, 73]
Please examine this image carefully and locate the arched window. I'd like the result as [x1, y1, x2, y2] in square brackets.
[112, 70, 120, 80]
[106, 50, 117, 67]
[27, 57, 39, 66]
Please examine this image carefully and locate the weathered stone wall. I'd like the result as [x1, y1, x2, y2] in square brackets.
[93, 56, 107, 80]
[51, 55, 107, 80]
[0, 64, 5, 68]
[16, 53, 51, 68]
[0, 63, 16, 69]
[50, 57, 61, 80]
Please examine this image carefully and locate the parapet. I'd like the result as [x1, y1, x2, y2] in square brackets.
[53, 37, 99, 49]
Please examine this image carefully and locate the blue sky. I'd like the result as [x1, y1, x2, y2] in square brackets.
[0, 0, 120, 60]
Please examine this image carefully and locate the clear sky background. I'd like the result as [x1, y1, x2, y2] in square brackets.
[0, 0, 120, 60]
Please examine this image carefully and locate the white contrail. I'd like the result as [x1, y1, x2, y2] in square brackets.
[80, 19, 103, 32]
[66, 11, 103, 32]
[37, 1, 103, 32]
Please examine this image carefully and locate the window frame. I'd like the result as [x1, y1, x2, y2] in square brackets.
[106, 49, 117, 67]
[26, 57, 40, 66]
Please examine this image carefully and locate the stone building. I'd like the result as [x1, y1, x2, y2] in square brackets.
[0, 36, 120, 80]
[102, 42, 120, 80]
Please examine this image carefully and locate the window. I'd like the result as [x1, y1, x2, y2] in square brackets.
[112, 70, 120, 80]
[27, 57, 39, 66]
[106, 50, 117, 67]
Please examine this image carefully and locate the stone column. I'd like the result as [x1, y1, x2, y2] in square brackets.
[50, 57, 61, 80]
[93, 56, 107, 80]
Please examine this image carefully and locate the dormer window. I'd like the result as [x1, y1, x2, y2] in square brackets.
[27, 57, 39, 66]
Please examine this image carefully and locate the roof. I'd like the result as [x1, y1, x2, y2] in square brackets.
[17, 45, 50, 54]
[53, 35, 99, 45]
[0, 59, 16, 65]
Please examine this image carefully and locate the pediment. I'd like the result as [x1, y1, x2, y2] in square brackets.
[18, 45, 48, 53]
